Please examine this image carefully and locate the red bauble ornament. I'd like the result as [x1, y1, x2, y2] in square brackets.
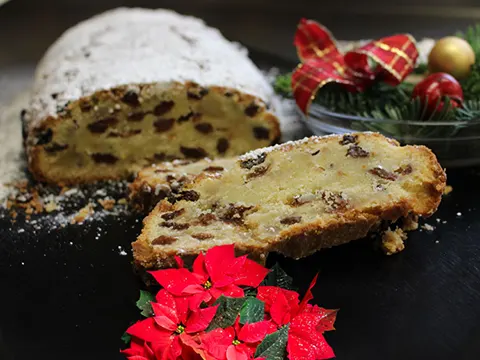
[411, 73, 464, 117]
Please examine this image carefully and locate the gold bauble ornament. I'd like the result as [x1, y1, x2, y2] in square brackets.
[428, 36, 475, 80]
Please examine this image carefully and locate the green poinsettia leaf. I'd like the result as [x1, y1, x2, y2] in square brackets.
[206, 296, 246, 332]
[240, 298, 265, 324]
[121, 332, 132, 345]
[254, 325, 290, 360]
[136, 290, 155, 317]
[260, 263, 294, 290]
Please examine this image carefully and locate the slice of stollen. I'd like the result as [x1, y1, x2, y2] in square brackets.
[132, 132, 446, 270]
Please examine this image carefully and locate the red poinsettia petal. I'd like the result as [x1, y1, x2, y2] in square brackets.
[193, 252, 209, 283]
[238, 321, 276, 344]
[189, 291, 212, 310]
[175, 255, 184, 269]
[155, 289, 176, 310]
[298, 274, 318, 313]
[186, 305, 219, 333]
[234, 259, 269, 288]
[152, 302, 178, 331]
[204, 244, 238, 284]
[257, 286, 300, 313]
[213, 256, 247, 288]
[287, 313, 335, 360]
[121, 338, 155, 359]
[210, 284, 244, 301]
[200, 328, 233, 360]
[174, 296, 190, 325]
[269, 290, 292, 326]
[180, 333, 210, 360]
[152, 335, 183, 360]
[226, 344, 249, 360]
[150, 268, 202, 297]
[303, 305, 338, 332]
[127, 318, 170, 343]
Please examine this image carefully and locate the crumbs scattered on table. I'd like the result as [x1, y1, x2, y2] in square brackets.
[456, 212, 462, 217]
[98, 197, 116, 210]
[421, 223, 435, 232]
[71, 203, 95, 224]
[443, 185, 453, 195]
[381, 228, 407, 255]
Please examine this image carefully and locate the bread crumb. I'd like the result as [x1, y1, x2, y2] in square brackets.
[443, 185, 453, 195]
[98, 198, 115, 211]
[421, 223, 435, 232]
[117, 198, 128, 205]
[71, 203, 94, 224]
[457, 212, 462, 217]
[402, 214, 419, 231]
[44, 201, 58, 213]
[381, 228, 407, 255]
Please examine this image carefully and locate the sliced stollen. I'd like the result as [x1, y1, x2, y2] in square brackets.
[132, 132, 446, 270]
[129, 158, 236, 213]
[24, 8, 280, 184]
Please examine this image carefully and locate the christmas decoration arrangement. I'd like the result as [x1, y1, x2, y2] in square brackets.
[275, 19, 480, 138]
[121, 245, 337, 360]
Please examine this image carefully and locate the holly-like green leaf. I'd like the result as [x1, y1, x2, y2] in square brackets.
[136, 290, 155, 317]
[254, 325, 290, 360]
[260, 263, 294, 290]
[121, 332, 132, 345]
[206, 296, 246, 332]
[240, 298, 265, 324]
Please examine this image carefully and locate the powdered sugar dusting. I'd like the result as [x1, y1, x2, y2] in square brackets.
[28, 7, 274, 126]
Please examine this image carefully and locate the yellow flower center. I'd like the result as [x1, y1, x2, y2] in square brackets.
[203, 280, 212, 290]
[175, 325, 185, 334]
[232, 340, 241, 346]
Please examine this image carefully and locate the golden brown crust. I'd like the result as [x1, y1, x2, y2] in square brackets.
[26, 83, 281, 185]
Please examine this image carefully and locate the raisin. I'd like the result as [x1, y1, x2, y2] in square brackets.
[161, 222, 190, 230]
[121, 90, 140, 106]
[180, 146, 207, 159]
[245, 102, 260, 117]
[224, 91, 234, 97]
[35, 128, 53, 145]
[240, 153, 266, 169]
[280, 216, 302, 225]
[217, 138, 229, 154]
[79, 100, 92, 112]
[128, 112, 147, 122]
[154, 153, 177, 162]
[154, 118, 175, 132]
[395, 164, 413, 175]
[198, 213, 217, 225]
[321, 191, 349, 210]
[87, 117, 118, 133]
[154, 101, 175, 116]
[220, 204, 255, 225]
[187, 87, 209, 100]
[91, 153, 119, 164]
[44, 143, 69, 153]
[178, 111, 195, 123]
[369, 167, 398, 181]
[311, 150, 320, 156]
[253, 127, 270, 140]
[195, 123, 214, 134]
[340, 134, 358, 145]
[51, 93, 58, 99]
[246, 165, 270, 180]
[107, 129, 141, 138]
[203, 166, 225, 172]
[152, 235, 177, 245]
[192, 233, 214, 240]
[346, 145, 369, 158]
[178, 190, 200, 202]
[161, 209, 185, 220]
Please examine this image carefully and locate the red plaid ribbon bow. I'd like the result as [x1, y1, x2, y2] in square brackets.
[292, 18, 419, 113]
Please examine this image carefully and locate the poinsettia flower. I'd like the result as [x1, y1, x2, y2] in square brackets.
[121, 337, 156, 360]
[257, 275, 337, 360]
[126, 290, 217, 360]
[150, 245, 269, 309]
[199, 318, 275, 360]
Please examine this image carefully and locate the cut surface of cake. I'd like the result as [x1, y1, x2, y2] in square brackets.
[24, 8, 279, 184]
[129, 158, 236, 213]
[133, 132, 446, 270]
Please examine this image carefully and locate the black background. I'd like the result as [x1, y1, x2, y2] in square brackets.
[1, 1, 480, 359]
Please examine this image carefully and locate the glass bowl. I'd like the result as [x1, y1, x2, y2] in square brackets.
[300, 104, 480, 168]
